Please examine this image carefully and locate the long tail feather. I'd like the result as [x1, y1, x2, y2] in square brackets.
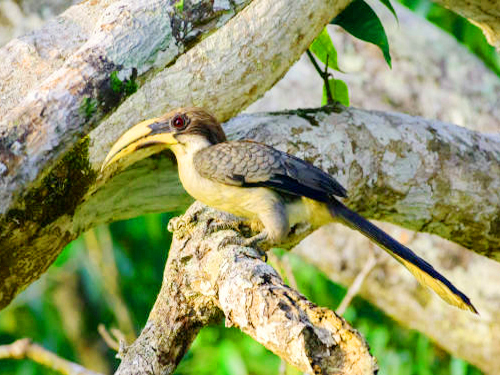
[328, 200, 477, 314]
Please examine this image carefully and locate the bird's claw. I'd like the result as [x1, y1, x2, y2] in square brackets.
[206, 219, 242, 235]
[168, 214, 197, 239]
[217, 232, 268, 261]
[167, 216, 183, 233]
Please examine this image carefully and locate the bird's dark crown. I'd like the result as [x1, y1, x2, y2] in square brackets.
[151, 107, 227, 145]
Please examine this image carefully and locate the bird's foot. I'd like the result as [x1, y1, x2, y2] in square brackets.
[168, 202, 208, 235]
[206, 219, 242, 235]
[243, 232, 269, 261]
[168, 211, 200, 239]
[217, 231, 269, 261]
[242, 231, 268, 248]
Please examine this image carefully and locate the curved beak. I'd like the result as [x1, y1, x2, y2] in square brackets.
[101, 117, 178, 171]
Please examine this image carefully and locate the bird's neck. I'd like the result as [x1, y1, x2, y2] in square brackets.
[170, 135, 214, 190]
[170, 135, 213, 159]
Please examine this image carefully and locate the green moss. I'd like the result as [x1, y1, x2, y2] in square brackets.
[99, 69, 138, 112]
[7, 137, 97, 227]
[174, 0, 184, 11]
[110, 70, 138, 96]
[79, 97, 97, 120]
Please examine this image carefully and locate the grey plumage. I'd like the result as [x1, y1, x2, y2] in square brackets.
[194, 140, 347, 200]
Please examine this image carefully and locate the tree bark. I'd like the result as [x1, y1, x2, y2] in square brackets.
[0, 0, 351, 309]
[113, 202, 377, 375]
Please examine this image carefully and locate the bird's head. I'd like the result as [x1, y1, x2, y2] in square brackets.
[101, 107, 226, 171]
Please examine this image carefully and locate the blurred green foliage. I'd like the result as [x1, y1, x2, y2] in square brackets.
[399, 0, 500, 76]
[1, 0, 497, 373]
[331, 0, 392, 67]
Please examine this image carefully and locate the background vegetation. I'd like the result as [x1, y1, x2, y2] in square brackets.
[0, 0, 497, 374]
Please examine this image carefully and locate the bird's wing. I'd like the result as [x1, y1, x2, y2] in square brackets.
[193, 140, 347, 200]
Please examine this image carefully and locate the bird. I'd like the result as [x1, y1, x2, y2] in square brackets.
[101, 107, 477, 313]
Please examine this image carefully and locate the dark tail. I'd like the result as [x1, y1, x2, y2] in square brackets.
[328, 200, 477, 314]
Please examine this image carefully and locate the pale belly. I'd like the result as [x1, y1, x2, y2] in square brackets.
[176, 155, 332, 242]
[178, 164, 277, 219]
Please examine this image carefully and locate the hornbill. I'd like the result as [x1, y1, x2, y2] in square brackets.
[102, 107, 477, 313]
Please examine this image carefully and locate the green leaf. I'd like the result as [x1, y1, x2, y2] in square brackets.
[322, 78, 349, 106]
[310, 27, 339, 70]
[331, 0, 392, 67]
[174, 0, 184, 11]
[378, 0, 398, 21]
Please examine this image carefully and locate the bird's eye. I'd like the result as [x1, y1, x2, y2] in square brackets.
[171, 115, 186, 130]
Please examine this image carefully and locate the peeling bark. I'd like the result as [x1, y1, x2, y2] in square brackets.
[114, 203, 377, 375]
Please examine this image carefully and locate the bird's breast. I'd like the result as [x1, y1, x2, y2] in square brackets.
[177, 156, 274, 219]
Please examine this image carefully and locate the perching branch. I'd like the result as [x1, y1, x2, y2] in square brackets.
[114, 202, 377, 375]
[0, 338, 103, 375]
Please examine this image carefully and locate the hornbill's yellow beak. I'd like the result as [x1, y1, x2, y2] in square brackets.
[101, 117, 178, 171]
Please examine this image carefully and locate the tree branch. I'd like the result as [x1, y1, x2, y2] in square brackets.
[335, 247, 378, 316]
[114, 202, 377, 375]
[0, 0, 352, 310]
[0, 338, 103, 375]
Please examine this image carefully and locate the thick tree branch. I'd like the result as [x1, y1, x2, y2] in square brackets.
[0, 0, 253, 213]
[114, 202, 376, 375]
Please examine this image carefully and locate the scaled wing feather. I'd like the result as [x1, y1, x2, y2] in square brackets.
[194, 141, 347, 200]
